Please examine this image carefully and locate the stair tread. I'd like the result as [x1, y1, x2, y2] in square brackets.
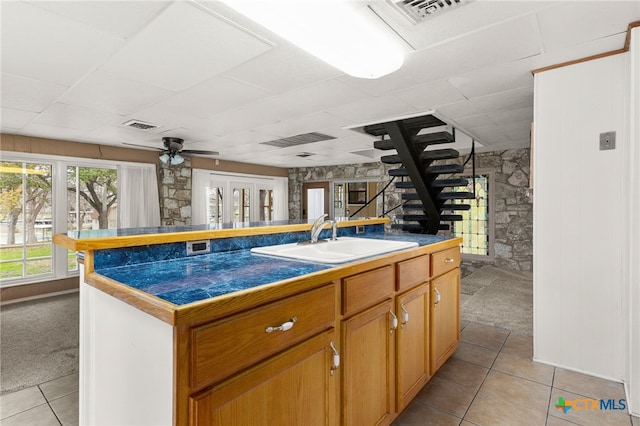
[388, 163, 464, 176]
[439, 203, 472, 211]
[421, 148, 459, 161]
[394, 181, 414, 189]
[426, 164, 464, 174]
[431, 178, 469, 188]
[373, 131, 455, 150]
[381, 154, 402, 164]
[389, 168, 409, 176]
[391, 223, 449, 233]
[440, 214, 463, 221]
[438, 192, 475, 200]
[364, 114, 447, 137]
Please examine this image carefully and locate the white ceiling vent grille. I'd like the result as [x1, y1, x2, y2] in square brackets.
[122, 119, 161, 131]
[260, 132, 335, 148]
[388, 0, 473, 24]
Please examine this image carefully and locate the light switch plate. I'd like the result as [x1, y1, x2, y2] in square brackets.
[600, 131, 616, 150]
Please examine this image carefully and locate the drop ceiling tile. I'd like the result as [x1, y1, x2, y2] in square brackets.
[19, 122, 87, 140]
[98, 2, 273, 91]
[147, 76, 273, 120]
[1, 1, 122, 86]
[326, 94, 415, 126]
[0, 73, 69, 113]
[453, 114, 497, 130]
[488, 107, 533, 126]
[33, 103, 124, 131]
[82, 125, 160, 146]
[394, 79, 466, 111]
[437, 87, 534, 120]
[536, 1, 640, 51]
[223, 45, 341, 94]
[447, 61, 534, 100]
[26, 1, 171, 40]
[256, 112, 348, 138]
[0, 107, 38, 129]
[58, 70, 174, 115]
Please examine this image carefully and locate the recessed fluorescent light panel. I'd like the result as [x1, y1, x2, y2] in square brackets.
[219, 0, 405, 79]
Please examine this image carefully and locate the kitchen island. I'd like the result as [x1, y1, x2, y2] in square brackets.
[54, 218, 462, 426]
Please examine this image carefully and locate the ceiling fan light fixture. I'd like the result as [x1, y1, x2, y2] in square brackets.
[159, 153, 170, 164]
[170, 153, 185, 166]
[219, 0, 405, 79]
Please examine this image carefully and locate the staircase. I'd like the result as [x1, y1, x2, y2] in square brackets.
[364, 114, 473, 234]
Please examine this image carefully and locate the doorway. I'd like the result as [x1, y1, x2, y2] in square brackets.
[302, 182, 329, 220]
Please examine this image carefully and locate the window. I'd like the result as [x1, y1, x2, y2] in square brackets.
[66, 165, 118, 271]
[208, 187, 223, 224]
[0, 153, 147, 288]
[0, 161, 53, 280]
[451, 173, 493, 258]
[259, 189, 274, 221]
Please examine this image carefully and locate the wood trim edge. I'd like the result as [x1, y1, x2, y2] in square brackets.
[532, 20, 640, 74]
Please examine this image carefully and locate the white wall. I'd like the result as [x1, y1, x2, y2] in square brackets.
[627, 26, 640, 416]
[533, 53, 628, 381]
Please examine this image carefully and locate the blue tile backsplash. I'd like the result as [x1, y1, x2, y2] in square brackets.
[94, 224, 385, 270]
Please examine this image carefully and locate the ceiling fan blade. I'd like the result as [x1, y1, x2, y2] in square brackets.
[181, 149, 219, 155]
[123, 142, 164, 151]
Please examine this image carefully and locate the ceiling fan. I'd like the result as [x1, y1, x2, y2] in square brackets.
[124, 137, 219, 165]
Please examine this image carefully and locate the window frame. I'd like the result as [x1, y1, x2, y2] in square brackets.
[450, 168, 495, 262]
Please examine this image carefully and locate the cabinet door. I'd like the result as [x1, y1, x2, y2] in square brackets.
[430, 268, 460, 374]
[396, 283, 430, 410]
[189, 330, 338, 426]
[342, 299, 396, 426]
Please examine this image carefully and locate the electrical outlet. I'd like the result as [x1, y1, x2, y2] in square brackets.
[600, 131, 616, 150]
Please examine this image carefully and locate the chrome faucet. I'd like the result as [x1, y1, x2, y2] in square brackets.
[309, 214, 338, 243]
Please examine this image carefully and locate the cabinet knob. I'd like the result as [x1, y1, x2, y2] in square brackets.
[444, 258, 455, 264]
[265, 317, 297, 333]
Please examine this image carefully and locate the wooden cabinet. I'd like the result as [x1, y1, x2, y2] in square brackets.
[430, 268, 460, 374]
[189, 330, 338, 426]
[396, 283, 430, 410]
[190, 285, 335, 390]
[183, 243, 460, 426]
[342, 300, 396, 426]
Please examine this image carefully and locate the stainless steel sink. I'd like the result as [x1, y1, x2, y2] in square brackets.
[250, 237, 418, 264]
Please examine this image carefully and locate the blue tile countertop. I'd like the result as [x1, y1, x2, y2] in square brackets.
[96, 232, 451, 306]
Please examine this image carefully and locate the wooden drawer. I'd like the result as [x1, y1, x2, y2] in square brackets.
[431, 246, 460, 278]
[342, 265, 394, 317]
[191, 284, 336, 390]
[397, 255, 429, 292]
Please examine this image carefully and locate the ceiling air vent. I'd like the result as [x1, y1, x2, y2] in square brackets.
[388, 0, 473, 24]
[122, 119, 161, 131]
[260, 132, 336, 148]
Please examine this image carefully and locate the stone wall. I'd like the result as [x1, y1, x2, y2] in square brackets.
[288, 148, 533, 273]
[158, 159, 192, 226]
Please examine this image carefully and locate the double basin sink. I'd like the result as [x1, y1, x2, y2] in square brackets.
[250, 237, 418, 264]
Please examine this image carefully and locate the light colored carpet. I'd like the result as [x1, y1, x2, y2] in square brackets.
[460, 265, 533, 336]
[0, 292, 79, 395]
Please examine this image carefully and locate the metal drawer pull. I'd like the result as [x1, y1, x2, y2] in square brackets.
[389, 310, 398, 333]
[265, 317, 297, 333]
[329, 340, 340, 375]
[434, 288, 441, 306]
[444, 258, 455, 263]
[400, 304, 409, 325]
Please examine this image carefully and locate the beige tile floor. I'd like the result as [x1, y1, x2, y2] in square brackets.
[393, 322, 640, 426]
[1, 322, 639, 425]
